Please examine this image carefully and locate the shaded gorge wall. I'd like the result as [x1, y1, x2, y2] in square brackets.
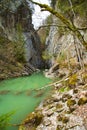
[0, 0, 44, 79]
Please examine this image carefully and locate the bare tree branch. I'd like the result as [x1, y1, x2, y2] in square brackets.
[29, 0, 87, 50]
[36, 24, 87, 32]
[36, 24, 68, 32]
[77, 27, 87, 30]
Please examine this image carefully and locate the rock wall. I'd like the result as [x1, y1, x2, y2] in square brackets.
[0, 0, 44, 79]
[46, 0, 87, 67]
[0, 0, 43, 69]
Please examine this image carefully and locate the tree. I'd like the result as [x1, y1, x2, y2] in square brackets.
[29, 0, 87, 50]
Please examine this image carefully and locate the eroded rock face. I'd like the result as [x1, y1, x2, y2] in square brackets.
[45, 1, 87, 68]
[46, 19, 87, 67]
[3, 1, 43, 68]
[24, 32, 43, 68]
[0, 0, 43, 79]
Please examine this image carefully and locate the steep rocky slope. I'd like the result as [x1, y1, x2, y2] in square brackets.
[0, 0, 43, 79]
[45, 0, 87, 68]
[19, 69, 87, 130]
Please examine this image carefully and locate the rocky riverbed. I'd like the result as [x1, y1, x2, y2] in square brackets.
[19, 68, 87, 130]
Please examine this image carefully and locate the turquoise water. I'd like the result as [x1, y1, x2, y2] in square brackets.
[0, 72, 51, 130]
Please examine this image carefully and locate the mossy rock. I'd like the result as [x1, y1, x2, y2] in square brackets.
[59, 87, 70, 93]
[26, 90, 32, 96]
[14, 91, 23, 95]
[67, 99, 76, 107]
[62, 93, 72, 99]
[56, 125, 63, 130]
[43, 97, 54, 106]
[78, 96, 87, 105]
[73, 89, 79, 93]
[57, 115, 69, 123]
[56, 103, 63, 109]
[82, 73, 87, 82]
[34, 90, 44, 97]
[0, 90, 10, 95]
[62, 93, 72, 102]
[62, 116, 69, 123]
[57, 114, 62, 121]
[19, 126, 36, 130]
[56, 103, 64, 112]
[69, 106, 76, 113]
[19, 112, 43, 130]
[68, 74, 78, 85]
[20, 111, 43, 128]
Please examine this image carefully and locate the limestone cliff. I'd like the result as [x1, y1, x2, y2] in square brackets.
[0, 0, 43, 79]
[46, 0, 87, 68]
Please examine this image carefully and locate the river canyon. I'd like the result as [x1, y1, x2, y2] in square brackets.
[0, 0, 87, 130]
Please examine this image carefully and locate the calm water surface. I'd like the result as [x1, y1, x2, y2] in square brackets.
[0, 72, 52, 130]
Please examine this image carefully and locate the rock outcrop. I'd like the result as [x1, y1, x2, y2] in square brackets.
[0, 0, 43, 79]
[45, 1, 87, 68]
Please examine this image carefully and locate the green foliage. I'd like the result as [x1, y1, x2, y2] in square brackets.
[0, 111, 15, 129]
[14, 23, 26, 62]
[59, 86, 70, 93]
[69, 74, 78, 85]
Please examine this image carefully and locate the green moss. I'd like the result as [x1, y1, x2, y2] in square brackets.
[62, 116, 69, 123]
[70, 106, 76, 113]
[19, 112, 43, 130]
[57, 115, 69, 123]
[62, 93, 72, 99]
[73, 89, 78, 93]
[78, 97, 87, 105]
[59, 87, 70, 93]
[57, 115, 62, 121]
[22, 112, 43, 128]
[56, 125, 63, 130]
[67, 99, 76, 107]
[69, 74, 78, 86]
[82, 73, 87, 82]
[56, 103, 63, 109]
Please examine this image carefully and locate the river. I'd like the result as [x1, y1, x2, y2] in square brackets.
[0, 72, 52, 130]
